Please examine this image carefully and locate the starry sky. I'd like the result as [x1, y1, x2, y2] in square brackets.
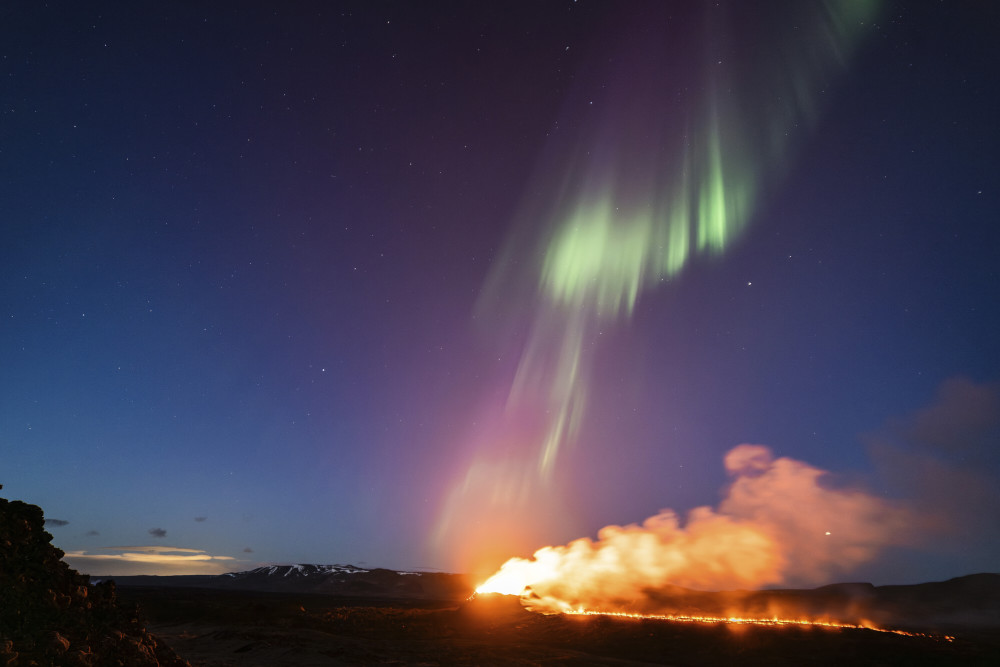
[3, 2, 998, 583]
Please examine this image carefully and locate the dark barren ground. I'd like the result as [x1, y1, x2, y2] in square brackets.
[119, 587, 1000, 666]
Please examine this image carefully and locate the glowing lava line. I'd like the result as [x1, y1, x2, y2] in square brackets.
[469, 593, 953, 642]
[561, 609, 954, 641]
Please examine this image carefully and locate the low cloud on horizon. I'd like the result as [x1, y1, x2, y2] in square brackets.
[148, 527, 167, 538]
[63, 545, 240, 576]
[45, 518, 69, 527]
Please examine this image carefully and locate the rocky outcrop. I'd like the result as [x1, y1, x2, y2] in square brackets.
[0, 497, 188, 666]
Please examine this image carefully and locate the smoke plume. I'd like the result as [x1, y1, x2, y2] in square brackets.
[478, 445, 914, 612]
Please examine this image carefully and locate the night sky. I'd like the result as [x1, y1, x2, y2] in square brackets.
[3, 2, 998, 584]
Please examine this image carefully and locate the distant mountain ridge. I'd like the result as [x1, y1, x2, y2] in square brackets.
[97, 563, 472, 601]
[225, 563, 373, 578]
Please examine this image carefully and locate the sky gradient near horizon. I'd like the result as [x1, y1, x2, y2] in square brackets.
[3, 2, 999, 584]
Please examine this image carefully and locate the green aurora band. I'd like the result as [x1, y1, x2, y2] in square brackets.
[514, 1, 884, 476]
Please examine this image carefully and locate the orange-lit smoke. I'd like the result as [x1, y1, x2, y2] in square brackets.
[477, 445, 914, 612]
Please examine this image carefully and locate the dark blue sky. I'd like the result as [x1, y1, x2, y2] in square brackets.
[2, 2, 998, 583]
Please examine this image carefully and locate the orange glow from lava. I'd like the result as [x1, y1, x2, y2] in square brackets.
[468, 593, 954, 642]
[473, 444, 917, 617]
[560, 609, 953, 641]
[469, 444, 944, 642]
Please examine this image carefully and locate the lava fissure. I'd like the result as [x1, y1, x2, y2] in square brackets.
[467, 593, 955, 642]
[561, 608, 954, 641]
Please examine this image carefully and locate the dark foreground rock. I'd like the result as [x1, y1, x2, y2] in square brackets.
[0, 497, 188, 666]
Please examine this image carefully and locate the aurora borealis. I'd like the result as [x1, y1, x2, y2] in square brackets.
[433, 0, 896, 569]
[3, 2, 999, 582]
[445, 0, 880, 502]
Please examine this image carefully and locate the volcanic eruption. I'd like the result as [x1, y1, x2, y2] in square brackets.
[434, 0, 979, 644]
[475, 445, 916, 619]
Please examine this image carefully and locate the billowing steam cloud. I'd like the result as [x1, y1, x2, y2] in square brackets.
[435, 1, 884, 569]
[718, 446, 914, 584]
[478, 444, 914, 611]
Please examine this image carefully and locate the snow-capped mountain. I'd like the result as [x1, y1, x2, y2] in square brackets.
[224, 563, 369, 579]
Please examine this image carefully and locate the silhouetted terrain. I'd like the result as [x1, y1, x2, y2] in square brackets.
[5, 495, 998, 665]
